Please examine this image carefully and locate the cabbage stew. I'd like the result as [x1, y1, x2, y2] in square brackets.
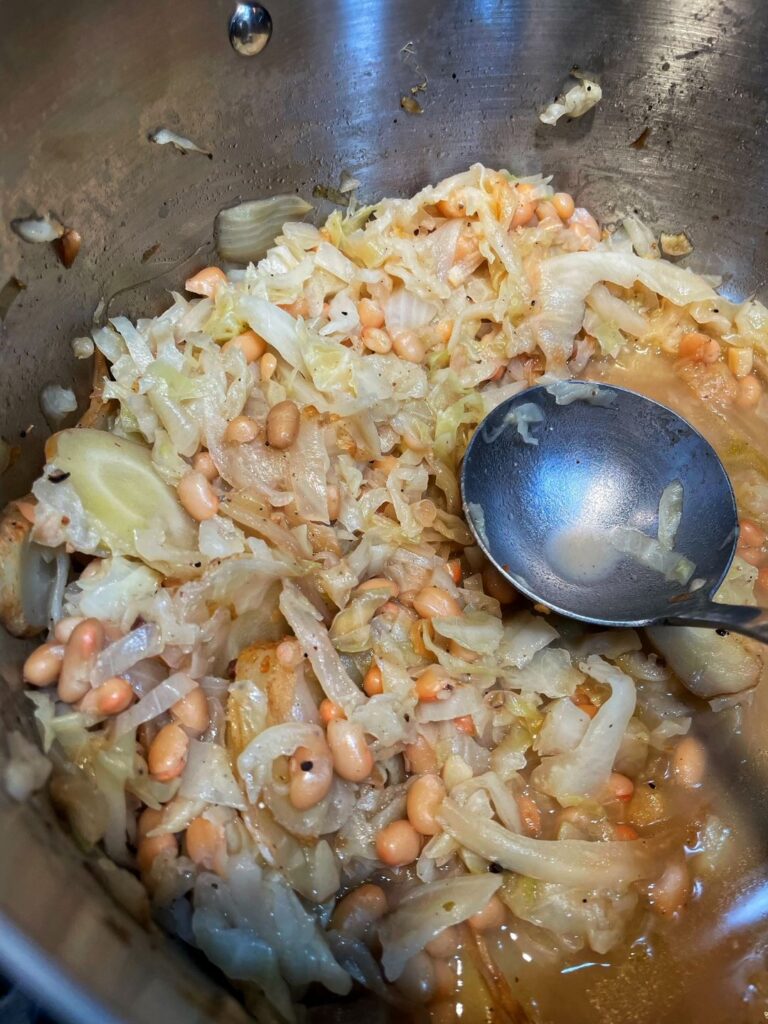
[3, 165, 768, 1023]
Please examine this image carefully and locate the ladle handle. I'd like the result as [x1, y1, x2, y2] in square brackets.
[662, 600, 768, 643]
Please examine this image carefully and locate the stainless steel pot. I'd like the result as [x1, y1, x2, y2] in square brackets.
[2, 0, 768, 1020]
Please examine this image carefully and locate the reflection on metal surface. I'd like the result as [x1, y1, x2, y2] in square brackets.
[724, 875, 768, 933]
[461, 383, 739, 627]
[560, 961, 611, 975]
[228, 2, 272, 56]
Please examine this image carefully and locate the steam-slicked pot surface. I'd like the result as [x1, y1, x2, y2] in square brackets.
[1, 0, 767, 1021]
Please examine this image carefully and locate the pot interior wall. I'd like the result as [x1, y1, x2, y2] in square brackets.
[1, 0, 767, 1020]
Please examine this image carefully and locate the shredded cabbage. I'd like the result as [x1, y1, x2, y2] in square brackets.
[279, 583, 364, 713]
[657, 479, 683, 550]
[532, 656, 636, 804]
[503, 647, 582, 698]
[483, 402, 544, 445]
[622, 213, 660, 259]
[92, 623, 164, 685]
[378, 874, 502, 979]
[609, 526, 695, 585]
[148, 128, 211, 157]
[540, 72, 603, 126]
[179, 740, 246, 809]
[545, 380, 615, 406]
[193, 856, 350, 1020]
[40, 384, 78, 427]
[35, 429, 198, 571]
[431, 611, 503, 654]
[535, 699, 591, 756]
[534, 250, 716, 365]
[504, 876, 638, 955]
[68, 557, 161, 628]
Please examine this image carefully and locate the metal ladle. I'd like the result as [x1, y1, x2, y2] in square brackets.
[461, 382, 768, 642]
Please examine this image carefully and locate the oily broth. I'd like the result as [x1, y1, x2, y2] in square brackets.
[591, 348, 768, 485]
[427, 350, 768, 1024]
[485, 698, 768, 1024]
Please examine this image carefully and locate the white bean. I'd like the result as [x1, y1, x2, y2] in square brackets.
[266, 401, 300, 449]
[23, 643, 65, 686]
[407, 774, 446, 836]
[330, 884, 388, 941]
[289, 742, 334, 809]
[326, 720, 374, 782]
[58, 619, 104, 702]
[177, 471, 219, 521]
[148, 723, 189, 781]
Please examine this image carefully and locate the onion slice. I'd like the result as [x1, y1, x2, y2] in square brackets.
[92, 623, 164, 686]
[438, 798, 656, 887]
[237, 722, 325, 803]
[217, 196, 313, 263]
[279, 582, 364, 713]
[179, 740, 246, 809]
[115, 672, 198, 736]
